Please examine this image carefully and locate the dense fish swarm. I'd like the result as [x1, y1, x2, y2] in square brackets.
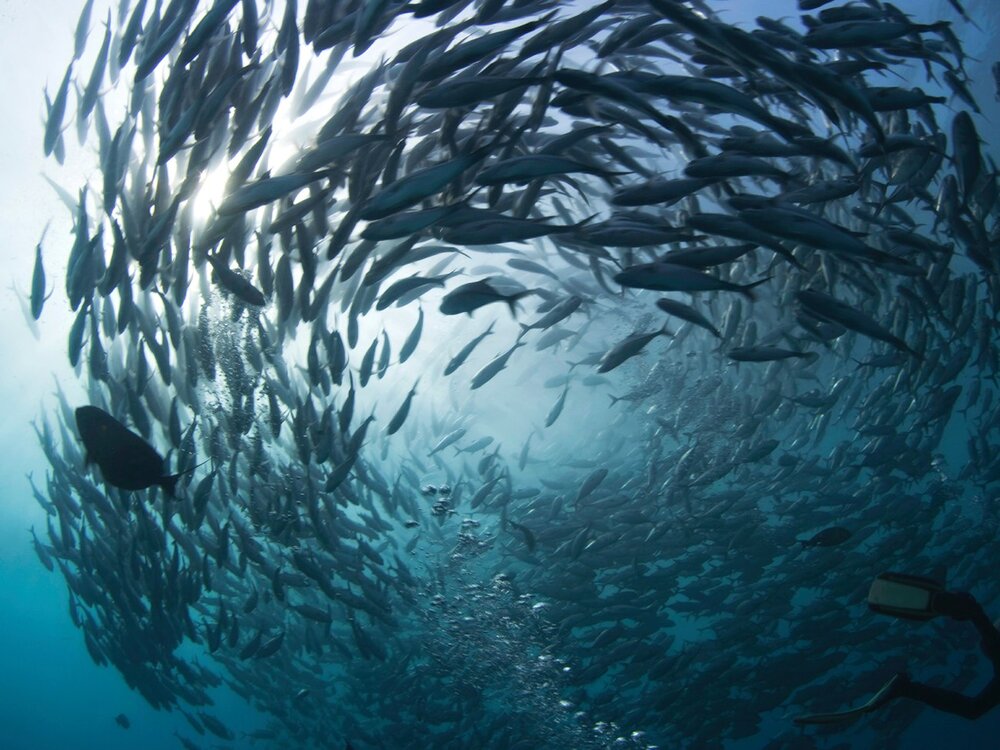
[28, 0, 1000, 747]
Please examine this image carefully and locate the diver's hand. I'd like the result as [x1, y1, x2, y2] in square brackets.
[934, 591, 980, 620]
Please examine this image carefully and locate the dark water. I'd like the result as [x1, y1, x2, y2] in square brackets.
[1, 1, 999, 748]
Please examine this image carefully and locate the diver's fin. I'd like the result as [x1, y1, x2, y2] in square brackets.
[794, 674, 908, 726]
[868, 572, 945, 620]
[793, 706, 869, 726]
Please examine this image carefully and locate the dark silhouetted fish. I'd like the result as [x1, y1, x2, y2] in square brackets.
[800, 526, 852, 548]
[75, 406, 181, 495]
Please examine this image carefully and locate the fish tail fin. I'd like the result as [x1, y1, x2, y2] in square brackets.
[608, 394, 623, 406]
[160, 473, 181, 497]
[162, 457, 212, 497]
[506, 290, 533, 317]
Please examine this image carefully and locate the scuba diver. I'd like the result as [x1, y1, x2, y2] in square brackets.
[795, 572, 1000, 724]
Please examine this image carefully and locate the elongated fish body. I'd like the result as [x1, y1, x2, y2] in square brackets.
[576, 468, 608, 503]
[656, 298, 720, 338]
[727, 346, 815, 362]
[360, 147, 491, 220]
[475, 155, 616, 186]
[219, 172, 327, 215]
[951, 111, 981, 204]
[399, 308, 423, 363]
[440, 279, 531, 315]
[386, 381, 419, 435]
[439, 215, 589, 245]
[377, 274, 451, 310]
[612, 177, 718, 207]
[660, 244, 756, 269]
[470, 340, 524, 389]
[444, 321, 495, 374]
[545, 385, 570, 427]
[804, 20, 949, 50]
[416, 76, 544, 109]
[207, 255, 266, 306]
[31, 240, 48, 320]
[615, 262, 769, 301]
[598, 328, 669, 373]
[800, 526, 852, 547]
[430, 428, 467, 455]
[44, 63, 73, 157]
[521, 295, 583, 332]
[797, 289, 921, 358]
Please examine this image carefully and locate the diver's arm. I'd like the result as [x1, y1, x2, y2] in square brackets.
[971, 611, 1000, 665]
[935, 592, 1000, 664]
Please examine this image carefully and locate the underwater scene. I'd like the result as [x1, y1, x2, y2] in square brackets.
[1, 0, 999, 748]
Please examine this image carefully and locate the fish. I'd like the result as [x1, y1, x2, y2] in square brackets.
[508, 520, 536, 552]
[470, 339, 525, 389]
[797, 289, 922, 359]
[398, 307, 423, 364]
[416, 76, 545, 109]
[655, 298, 720, 338]
[376, 273, 456, 310]
[799, 526, 852, 548]
[615, 263, 770, 301]
[598, 327, 671, 373]
[727, 347, 816, 363]
[803, 20, 950, 50]
[440, 279, 532, 316]
[75, 406, 181, 495]
[359, 145, 497, 221]
[429, 428, 467, 456]
[576, 468, 608, 503]
[77, 13, 111, 125]
[43, 63, 73, 157]
[545, 384, 570, 428]
[612, 177, 720, 207]
[30, 227, 51, 320]
[218, 171, 329, 216]
[475, 155, 622, 186]
[206, 254, 266, 307]
[455, 437, 495, 454]
[386, 380, 419, 435]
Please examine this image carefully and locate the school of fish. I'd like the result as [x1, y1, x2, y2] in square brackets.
[26, 0, 1000, 747]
